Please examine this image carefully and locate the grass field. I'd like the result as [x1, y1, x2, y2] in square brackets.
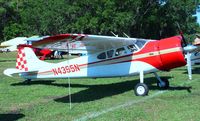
[1, 52, 200, 121]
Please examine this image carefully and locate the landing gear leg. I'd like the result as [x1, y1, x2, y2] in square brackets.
[153, 72, 169, 89]
[134, 71, 149, 96]
[23, 79, 31, 84]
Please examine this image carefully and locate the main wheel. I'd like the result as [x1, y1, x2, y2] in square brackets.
[23, 79, 31, 84]
[134, 83, 149, 96]
[157, 78, 169, 89]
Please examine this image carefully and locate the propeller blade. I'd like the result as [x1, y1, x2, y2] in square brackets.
[186, 52, 192, 80]
[176, 22, 187, 46]
[175, 22, 197, 80]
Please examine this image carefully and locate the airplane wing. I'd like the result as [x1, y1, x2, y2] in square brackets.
[32, 34, 155, 54]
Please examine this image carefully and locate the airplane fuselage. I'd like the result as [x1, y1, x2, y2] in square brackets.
[20, 36, 186, 79]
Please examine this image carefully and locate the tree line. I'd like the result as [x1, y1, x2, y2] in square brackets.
[0, 0, 199, 42]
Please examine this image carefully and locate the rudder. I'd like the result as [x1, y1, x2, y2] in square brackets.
[16, 46, 28, 71]
[16, 45, 52, 72]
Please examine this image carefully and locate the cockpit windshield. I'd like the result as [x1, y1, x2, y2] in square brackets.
[135, 39, 147, 48]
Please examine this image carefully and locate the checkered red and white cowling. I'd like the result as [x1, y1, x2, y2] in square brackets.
[16, 48, 28, 71]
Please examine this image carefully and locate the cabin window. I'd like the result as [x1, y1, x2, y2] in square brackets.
[115, 47, 126, 56]
[107, 50, 114, 58]
[135, 40, 147, 48]
[97, 52, 106, 59]
[127, 44, 138, 52]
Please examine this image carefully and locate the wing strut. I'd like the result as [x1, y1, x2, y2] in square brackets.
[110, 31, 118, 37]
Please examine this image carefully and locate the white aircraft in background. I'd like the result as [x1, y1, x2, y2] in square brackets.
[3, 34, 197, 96]
[186, 52, 200, 65]
[185, 34, 200, 65]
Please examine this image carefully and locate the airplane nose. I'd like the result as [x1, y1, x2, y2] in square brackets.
[158, 36, 186, 71]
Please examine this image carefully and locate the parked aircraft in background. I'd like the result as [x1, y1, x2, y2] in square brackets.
[0, 45, 9, 52]
[0, 37, 27, 52]
[17, 44, 53, 60]
[3, 34, 197, 96]
[21, 35, 89, 60]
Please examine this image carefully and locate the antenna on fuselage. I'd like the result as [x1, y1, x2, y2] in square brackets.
[111, 31, 118, 37]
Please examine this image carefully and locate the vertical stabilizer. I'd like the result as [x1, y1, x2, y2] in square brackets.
[16, 46, 52, 71]
[16, 47, 28, 71]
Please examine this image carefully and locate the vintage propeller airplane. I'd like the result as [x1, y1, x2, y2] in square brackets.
[3, 33, 197, 96]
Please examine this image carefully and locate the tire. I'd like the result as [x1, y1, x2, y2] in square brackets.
[23, 79, 31, 84]
[134, 83, 149, 96]
[157, 78, 169, 89]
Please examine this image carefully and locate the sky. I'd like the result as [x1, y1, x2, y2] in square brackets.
[195, 5, 200, 24]
[196, 11, 200, 24]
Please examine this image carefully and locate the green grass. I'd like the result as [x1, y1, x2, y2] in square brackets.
[1, 52, 200, 121]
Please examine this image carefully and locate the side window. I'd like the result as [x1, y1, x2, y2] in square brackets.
[97, 52, 106, 59]
[107, 50, 114, 58]
[127, 44, 138, 52]
[115, 47, 126, 56]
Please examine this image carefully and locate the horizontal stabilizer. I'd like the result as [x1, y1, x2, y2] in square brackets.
[4, 68, 23, 77]
[4, 68, 39, 77]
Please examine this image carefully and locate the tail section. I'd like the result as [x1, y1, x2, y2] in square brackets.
[4, 46, 52, 77]
[17, 47, 52, 71]
[16, 46, 28, 71]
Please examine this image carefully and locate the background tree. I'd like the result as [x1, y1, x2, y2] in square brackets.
[0, 0, 22, 41]
[0, 0, 199, 43]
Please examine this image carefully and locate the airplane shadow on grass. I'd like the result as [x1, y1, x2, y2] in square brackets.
[0, 113, 25, 121]
[11, 76, 192, 103]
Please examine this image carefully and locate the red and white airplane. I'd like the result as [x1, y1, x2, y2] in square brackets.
[3, 34, 197, 96]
